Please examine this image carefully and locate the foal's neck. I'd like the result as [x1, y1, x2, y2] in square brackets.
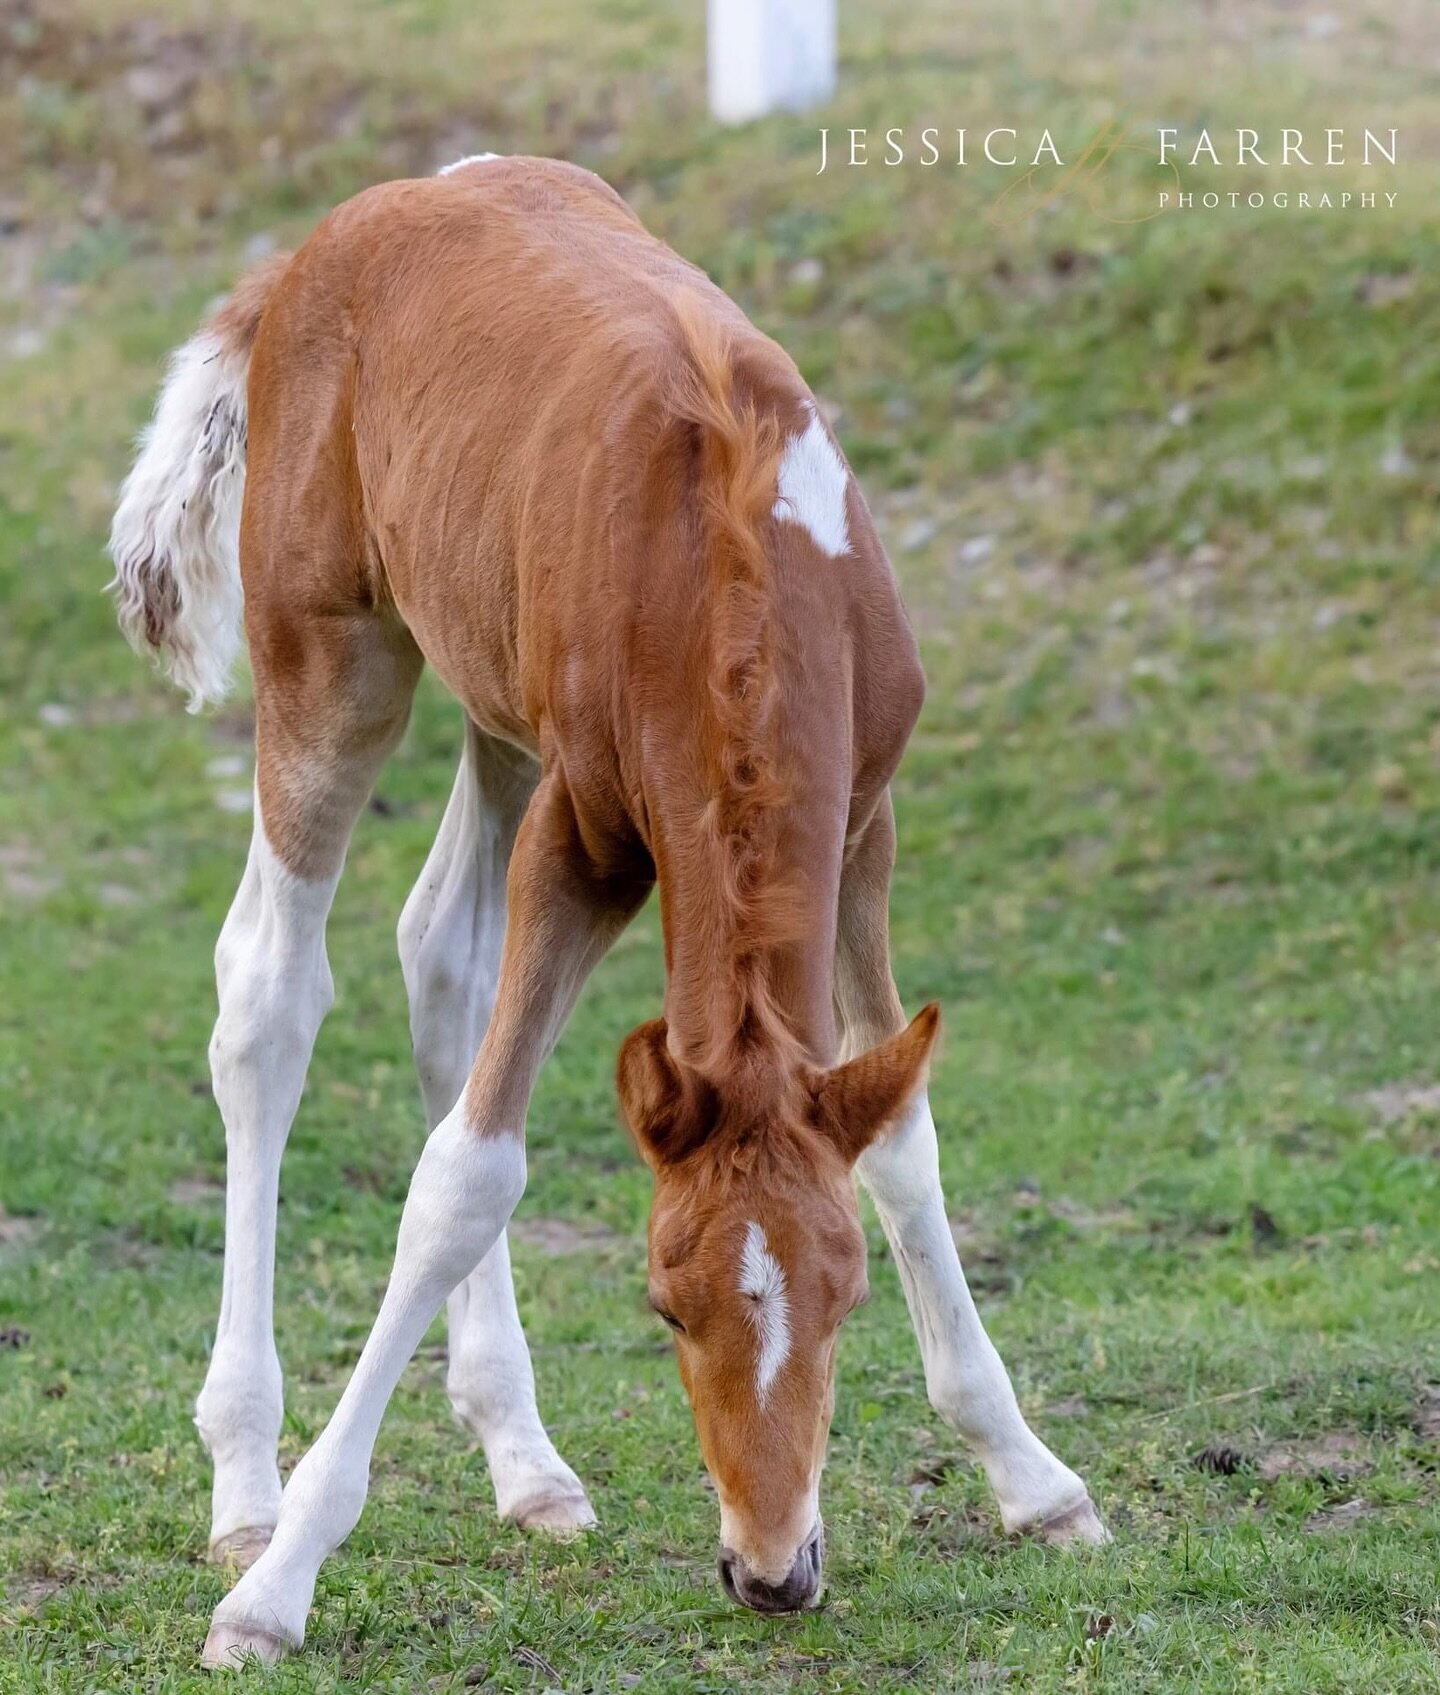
[656, 776, 846, 1080]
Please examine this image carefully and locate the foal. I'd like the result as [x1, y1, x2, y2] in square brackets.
[111, 156, 1103, 1666]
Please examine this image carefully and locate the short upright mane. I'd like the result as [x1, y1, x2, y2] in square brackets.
[665, 294, 807, 1087]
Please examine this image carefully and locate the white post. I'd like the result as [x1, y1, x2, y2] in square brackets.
[707, 0, 837, 126]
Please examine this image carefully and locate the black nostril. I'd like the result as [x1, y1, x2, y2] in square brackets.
[717, 1550, 741, 1604]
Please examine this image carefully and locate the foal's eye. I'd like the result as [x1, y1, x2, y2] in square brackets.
[651, 1303, 685, 1333]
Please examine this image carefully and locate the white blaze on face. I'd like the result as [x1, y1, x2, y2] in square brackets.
[739, 1221, 792, 1402]
[772, 405, 852, 557]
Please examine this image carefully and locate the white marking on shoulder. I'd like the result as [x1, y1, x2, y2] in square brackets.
[739, 1221, 792, 1401]
[437, 153, 502, 176]
[773, 404, 851, 557]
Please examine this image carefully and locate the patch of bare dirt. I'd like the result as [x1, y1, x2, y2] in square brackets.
[907, 1455, 969, 1494]
[168, 1177, 223, 1206]
[208, 707, 256, 748]
[1047, 1196, 1138, 1230]
[947, 1217, 1013, 1296]
[948, 1211, 991, 1251]
[964, 1664, 1016, 1687]
[509, 1216, 621, 1257]
[93, 1229, 163, 1270]
[1192, 1431, 1383, 1484]
[0, 842, 59, 903]
[32, 697, 141, 728]
[1363, 1080, 1440, 1124]
[1414, 1384, 1440, 1443]
[1258, 1433, 1375, 1485]
[0, 1208, 40, 1246]
[341, 1163, 394, 1195]
[1, 1573, 65, 1617]
[1303, 1498, 1376, 1534]
[1045, 1396, 1091, 1420]
[1358, 271, 1417, 307]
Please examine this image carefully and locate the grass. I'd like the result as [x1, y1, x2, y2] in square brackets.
[3, 0, 1440, 1689]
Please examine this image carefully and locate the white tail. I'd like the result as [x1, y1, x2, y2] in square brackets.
[109, 254, 288, 711]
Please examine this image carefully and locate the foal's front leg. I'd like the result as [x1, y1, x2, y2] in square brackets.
[837, 797, 1106, 1545]
[857, 1095, 1104, 1542]
[203, 775, 641, 1667]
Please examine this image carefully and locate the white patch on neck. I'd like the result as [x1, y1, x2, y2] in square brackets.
[739, 1221, 792, 1401]
[772, 405, 851, 557]
[437, 153, 502, 176]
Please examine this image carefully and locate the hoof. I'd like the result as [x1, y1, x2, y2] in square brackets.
[208, 1527, 274, 1573]
[200, 1619, 291, 1670]
[505, 1488, 597, 1535]
[1033, 1495, 1110, 1548]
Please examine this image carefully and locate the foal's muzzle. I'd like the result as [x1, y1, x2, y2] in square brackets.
[718, 1521, 824, 1614]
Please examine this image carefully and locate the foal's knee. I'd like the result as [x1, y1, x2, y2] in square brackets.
[209, 979, 329, 1100]
[196, 1351, 284, 1460]
[921, 1346, 1012, 1435]
[210, 850, 336, 1100]
[398, 912, 460, 1062]
[398, 878, 495, 1110]
[396, 873, 440, 1008]
[397, 1113, 527, 1299]
[855, 1092, 941, 1221]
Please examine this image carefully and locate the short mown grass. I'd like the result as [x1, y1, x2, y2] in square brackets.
[2, 1, 1439, 1690]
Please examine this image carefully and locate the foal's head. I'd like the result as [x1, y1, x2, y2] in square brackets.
[618, 1004, 938, 1613]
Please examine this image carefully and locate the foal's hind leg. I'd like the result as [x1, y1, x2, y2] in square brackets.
[398, 724, 594, 1531]
[204, 772, 646, 1665]
[196, 612, 421, 1570]
[836, 795, 1106, 1546]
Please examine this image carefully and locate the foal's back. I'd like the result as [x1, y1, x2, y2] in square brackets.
[243, 157, 801, 753]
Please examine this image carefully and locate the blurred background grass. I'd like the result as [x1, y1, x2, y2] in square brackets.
[2, 2, 1439, 1691]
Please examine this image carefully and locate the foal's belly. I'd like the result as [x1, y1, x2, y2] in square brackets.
[390, 559, 538, 754]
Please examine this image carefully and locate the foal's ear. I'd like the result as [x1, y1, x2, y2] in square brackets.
[810, 1003, 940, 1165]
[617, 1019, 710, 1169]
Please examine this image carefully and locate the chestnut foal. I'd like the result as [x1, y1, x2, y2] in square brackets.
[111, 156, 1104, 1667]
